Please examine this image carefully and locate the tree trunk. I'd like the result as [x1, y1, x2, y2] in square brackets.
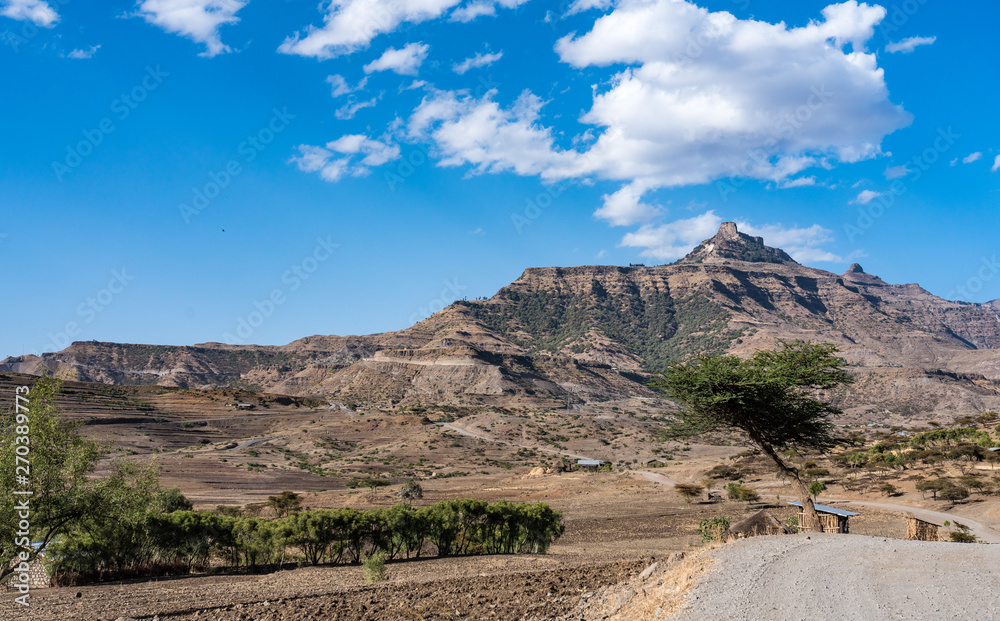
[752, 438, 823, 533]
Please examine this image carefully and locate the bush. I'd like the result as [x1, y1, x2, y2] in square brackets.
[879, 483, 898, 496]
[726, 482, 760, 503]
[705, 465, 741, 480]
[363, 552, 386, 583]
[808, 481, 826, 499]
[939, 484, 970, 502]
[398, 480, 423, 503]
[697, 517, 730, 543]
[674, 483, 703, 503]
[949, 531, 978, 543]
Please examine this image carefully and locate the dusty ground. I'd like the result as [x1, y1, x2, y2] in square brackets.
[670, 533, 1000, 621]
[3, 373, 1000, 619]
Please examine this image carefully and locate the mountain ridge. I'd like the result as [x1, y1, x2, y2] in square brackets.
[4, 223, 1000, 422]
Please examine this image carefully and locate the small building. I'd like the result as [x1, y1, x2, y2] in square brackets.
[5, 543, 52, 590]
[236, 403, 255, 410]
[645, 458, 668, 468]
[905, 516, 940, 541]
[788, 502, 859, 534]
[726, 510, 792, 541]
[577, 459, 604, 469]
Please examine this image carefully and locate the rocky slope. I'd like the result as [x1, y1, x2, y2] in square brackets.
[4, 223, 999, 420]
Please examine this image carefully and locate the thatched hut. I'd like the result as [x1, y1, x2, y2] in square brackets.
[726, 510, 792, 541]
[905, 516, 940, 541]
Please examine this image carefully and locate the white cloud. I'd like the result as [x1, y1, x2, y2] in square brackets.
[963, 152, 982, 164]
[279, 0, 461, 59]
[327, 74, 368, 98]
[884, 164, 910, 179]
[619, 211, 723, 260]
[993, 155, 1000, 173]
[363, 42, 430, 75]
[851, 189, 881, 204]
[451, 0, 529, 21]
[619, 212, 841, 263]
[736, 221, 842, 262]
[450, 1, 496, 21]
[550, 0, 908, 223]
[566, 0, 613, 15]
[779, 176, 816, 188]
[594, 180, 660, 225]
[453, 51, 502, 74]
[290, 135, 400, 182]
[407, 89, 579, 178]
[885, 35, 936, 53]
[292, 0, 911, 236]
[0, 0, 58, 26]
[335, 97, 378, 120]
[67, 45, 100, 59]
[137, 0, 247, 57]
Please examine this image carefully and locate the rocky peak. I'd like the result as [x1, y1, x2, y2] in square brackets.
[842, 262, 886, 285]
[678, 222, 797, 265]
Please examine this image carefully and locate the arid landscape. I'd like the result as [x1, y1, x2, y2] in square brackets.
[3, 225, 1000, 620]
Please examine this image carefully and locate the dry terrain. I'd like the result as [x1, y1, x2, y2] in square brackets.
[3, 368, 1000, 619]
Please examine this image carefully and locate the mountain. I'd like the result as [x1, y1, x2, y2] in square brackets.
[5, 223, 1000, 422]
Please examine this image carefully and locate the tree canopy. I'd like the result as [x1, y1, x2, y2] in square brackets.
[650, 341, 854, 531]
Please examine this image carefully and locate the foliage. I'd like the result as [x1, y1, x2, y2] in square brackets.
[674, 483, 703, 503]
[0, 377, 108, 581]
[909, 428, 993, 449]
[346, 476, 390, 490]
[704, 464, 742, 480]
[697, 517, 730, 543]
[651, 341, 854, 451]
[397, 480, 423, 503]
[650, 341, 853, 531]
[949, 531, 978, 543]
[456, 289, 742, 370]
[879, 483, 898, 496]
[49, 499, 564, 585]
[362, 552, 386, 583]
[726, 482, 760, 503]
[266, 491, 303, 518]
[807, 481, 826, 499]
[915, 478, 969, 502]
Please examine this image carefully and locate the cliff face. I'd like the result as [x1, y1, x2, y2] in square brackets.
[5, 223, 1000, 420]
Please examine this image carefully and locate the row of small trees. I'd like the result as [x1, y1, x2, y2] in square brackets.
[50, 499, 565, 585]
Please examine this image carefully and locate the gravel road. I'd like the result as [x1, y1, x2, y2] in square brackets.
[673, 533, 1000, 621]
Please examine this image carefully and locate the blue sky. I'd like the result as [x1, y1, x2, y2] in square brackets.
[1, 0, 997, 358]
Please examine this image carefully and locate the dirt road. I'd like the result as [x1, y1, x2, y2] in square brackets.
[673, 533, 1000, 621]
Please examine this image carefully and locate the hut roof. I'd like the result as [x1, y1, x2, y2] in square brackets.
[906, 515, 943, 527]
[788, 502, 859, 517]
[727, 510, 791, 537]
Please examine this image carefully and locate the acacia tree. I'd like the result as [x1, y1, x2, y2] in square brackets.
[650, 341, 854, 532]
[0, 377, 107, 581]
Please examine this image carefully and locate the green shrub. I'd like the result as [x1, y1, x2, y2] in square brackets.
[949, 531, 978, 543]
[726, 482, 760, 502]
[363, 552, 386, 583]
[697, 517, 730, 543]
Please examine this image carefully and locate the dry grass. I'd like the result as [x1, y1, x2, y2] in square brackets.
[608, 544, 720, 620]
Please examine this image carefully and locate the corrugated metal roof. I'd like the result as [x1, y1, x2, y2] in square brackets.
[577, 459, 604, 466]
[788, 501, 859, 517]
